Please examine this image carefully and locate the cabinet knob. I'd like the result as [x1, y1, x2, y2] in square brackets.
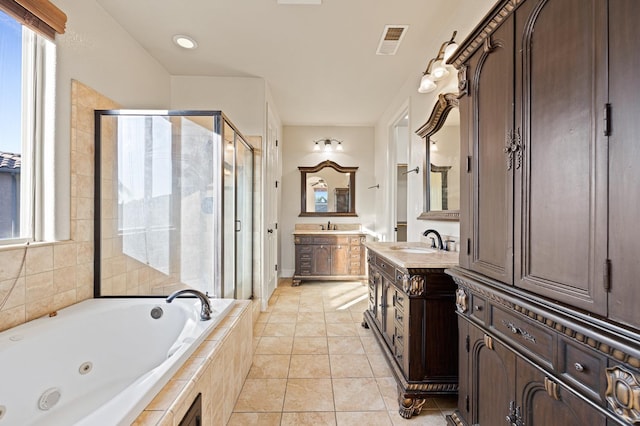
[574, 363, 585, 372]
[474, 305, 482, 311]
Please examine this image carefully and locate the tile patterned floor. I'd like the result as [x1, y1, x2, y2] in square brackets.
[228, 279, 456, 425]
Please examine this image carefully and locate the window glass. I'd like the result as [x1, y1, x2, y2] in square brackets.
[0, 10, 22, 240]
[0, 9, 56, 244]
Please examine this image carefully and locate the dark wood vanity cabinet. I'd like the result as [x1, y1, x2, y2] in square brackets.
[363, 248, 458, 419]
[293, 233, 365, 285]
[449, 0, 640, 425]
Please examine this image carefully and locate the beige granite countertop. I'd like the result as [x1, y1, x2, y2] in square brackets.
[364, 241, 459, 269]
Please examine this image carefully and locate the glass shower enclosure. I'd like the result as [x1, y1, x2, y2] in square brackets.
[94, 110, 254, 299]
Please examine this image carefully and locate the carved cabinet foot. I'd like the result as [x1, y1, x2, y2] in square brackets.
[398, 396, 427, 419]
[292, 280, 301, 287]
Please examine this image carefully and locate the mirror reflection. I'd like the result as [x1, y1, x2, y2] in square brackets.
[416, 93, 460, 220]
[299, 160, 358, 216]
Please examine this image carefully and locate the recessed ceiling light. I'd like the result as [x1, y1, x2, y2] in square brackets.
[173, 35, 198, 49]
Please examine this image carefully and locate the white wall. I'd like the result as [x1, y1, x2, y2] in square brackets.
[280, 126, 375, 277]
[170, 76, 266, 137]
[373, 2, 494, 245]
[53, 0, 171, 240]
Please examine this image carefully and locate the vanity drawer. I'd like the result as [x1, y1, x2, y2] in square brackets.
[559, 337, 607, 403]
[394, 292, 405, 312]
[350, 237, 363, 245]
[295, 236, 313, 244]
[469, 294, 486, 324]
[491, 306, 555, 369]
[311, 236, 334, 245]
[375, 257, 395, 279]
[350, 244, 361, 253]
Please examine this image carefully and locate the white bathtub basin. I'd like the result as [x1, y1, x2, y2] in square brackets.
[0, 296, 234, 426]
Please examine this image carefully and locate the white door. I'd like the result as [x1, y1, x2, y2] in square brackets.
[263, 109, 280, 309]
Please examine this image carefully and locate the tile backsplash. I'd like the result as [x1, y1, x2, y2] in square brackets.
[0, 80, 118, 332]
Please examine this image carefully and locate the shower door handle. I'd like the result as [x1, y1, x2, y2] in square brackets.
[235, 220, 241, 232]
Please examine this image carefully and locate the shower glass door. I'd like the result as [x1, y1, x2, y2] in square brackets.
[235, 136, 253, 300]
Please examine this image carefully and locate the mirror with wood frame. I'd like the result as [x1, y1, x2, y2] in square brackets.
[299, 160, 358, 216]
[416, 92, 460, 221]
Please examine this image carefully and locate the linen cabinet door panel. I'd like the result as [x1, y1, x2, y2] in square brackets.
[469, 17, 515, 286]
[514, 0, 608, 315]
[608, 0, 640, 328]
[516, 358, 606, 426]
[469, 323, 515, 425]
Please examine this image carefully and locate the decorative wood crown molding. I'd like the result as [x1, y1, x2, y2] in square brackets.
[449, 0, 524, 69]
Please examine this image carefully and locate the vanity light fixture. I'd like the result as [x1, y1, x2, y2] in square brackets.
[418, 31, 458, 94]
[173, 34, 198, 49]
[313, 138, 343, 152]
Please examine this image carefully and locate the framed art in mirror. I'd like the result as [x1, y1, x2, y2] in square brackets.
[299, 160, 358, 216]
[416, 92, 460, 221]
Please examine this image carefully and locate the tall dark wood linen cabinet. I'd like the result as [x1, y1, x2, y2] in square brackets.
[446, 1, 640, 425]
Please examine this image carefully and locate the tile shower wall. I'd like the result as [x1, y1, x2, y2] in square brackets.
[0, 80, 117, 332]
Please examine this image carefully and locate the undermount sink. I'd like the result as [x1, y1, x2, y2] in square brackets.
[389, 246, 437, 254]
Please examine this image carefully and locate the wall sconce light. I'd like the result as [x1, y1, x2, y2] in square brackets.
[313, 138, 343, 152]
[418, 31, 458, 94]
[430, 140, 438, 151]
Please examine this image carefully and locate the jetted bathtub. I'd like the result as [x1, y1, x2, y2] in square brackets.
[0, 297, 235, 426]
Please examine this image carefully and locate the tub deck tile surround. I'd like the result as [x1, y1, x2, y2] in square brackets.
[133, 300, 252, 426]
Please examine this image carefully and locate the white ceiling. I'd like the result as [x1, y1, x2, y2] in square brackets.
[95, 0, 495, 126]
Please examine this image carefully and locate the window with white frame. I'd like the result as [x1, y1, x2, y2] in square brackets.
[0, 7, 57, 244]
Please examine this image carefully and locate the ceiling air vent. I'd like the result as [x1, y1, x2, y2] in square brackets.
[376, 25, 409, 55]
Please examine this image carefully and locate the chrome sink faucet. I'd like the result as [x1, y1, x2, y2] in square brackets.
[166, 289, 212, 321]
[422, 229, 444, 250]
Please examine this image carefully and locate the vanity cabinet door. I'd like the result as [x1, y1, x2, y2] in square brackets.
[513, 0, 608, 315]
[312, 245, 331, 275]
[331, 244, 349, 275]
[516, 357, 606, 426]
[465, 13, 515, 286]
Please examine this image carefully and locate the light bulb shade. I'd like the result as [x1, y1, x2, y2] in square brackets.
[313, 142, 320, 151]
[443, 42, 458, 63]
[336, 141, 343, 151]
[418, 74, 437, 93]
[324, 140, 332, 151]
[430, 60, 449, 81]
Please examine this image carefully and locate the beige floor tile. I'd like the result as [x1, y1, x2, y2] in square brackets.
[292, 337, 329, 354]
[289, 354, 331, 378]
[376, 377, 400, 411]
[295, 322, 327, 337]
[268, 312, 298, 323]
[326, 322, 359, 337]
[433, 396, 457, 410]
[325, 311, 354, 323]
[256, 312, 271, 323]
[332, 378, 386, 411]
[283, 378, 335, 411]
[330, 354, 373, 378]
[247, 354, 291, 379]
[367, 353, 394, 378]
[233, 379, 287, 412]
[336, 411, 392, 426]
[298, 298, 325, 312]
[271, 303, 299, 313]
[262, 322, 296, 337]
[253, 322, 267, 337]
[361, 335, 382, 354]
[297, 311, 325, 323]
[227, 412, 282, 425]
[254, 336, 294, 355]
[388, 409, 448, 425]
[328, 336, 365, 354]
[281, 412, 337, 426]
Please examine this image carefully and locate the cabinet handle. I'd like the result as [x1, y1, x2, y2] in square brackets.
[381, 263, 387, 269]
[397, 295, 404, 303]
[574, 363, 585, 372]
[474, 305, 482, 311]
